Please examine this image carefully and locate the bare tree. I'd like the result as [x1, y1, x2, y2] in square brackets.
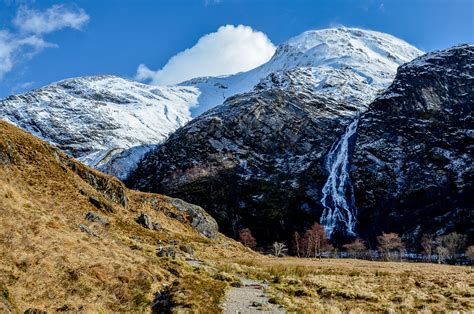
[466, 246, 474, 263]
[343, 237, 366, 258]
[436, 232, 466, 262]
[292, 231, 302, 258]
[421, 234, 435, 260]
[272, 242, 287, 257]
[302, 223, 331, 259]
[239, 228, 257, 249]
[377, 232, 405, 261]
[436, 246, 449, 264]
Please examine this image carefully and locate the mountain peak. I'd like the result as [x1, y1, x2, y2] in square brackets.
[272, 27, 422, 75]
[183, 27, 423, 116]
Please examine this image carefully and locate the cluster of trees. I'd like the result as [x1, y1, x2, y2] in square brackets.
[420, 232, 469, 263]
[292, 223, 332, 258]
[238, 225, 473, 265]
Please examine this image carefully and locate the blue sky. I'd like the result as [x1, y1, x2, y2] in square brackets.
[0, 0, 473, 97]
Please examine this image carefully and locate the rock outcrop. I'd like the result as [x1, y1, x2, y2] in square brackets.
[352, 44, 474, 245]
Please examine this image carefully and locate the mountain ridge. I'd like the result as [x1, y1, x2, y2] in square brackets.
[126, 44, 473, 246]
[181, 27, 423, 116]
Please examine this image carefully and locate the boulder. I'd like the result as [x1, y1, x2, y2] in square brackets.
[85, 212, 109, 226]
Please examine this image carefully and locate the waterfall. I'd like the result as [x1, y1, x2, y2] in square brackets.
[320, 118, 359, 238]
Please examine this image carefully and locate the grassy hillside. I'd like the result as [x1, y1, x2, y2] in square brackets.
[1, 120, 472, 313]
[0, 120, 253, 313]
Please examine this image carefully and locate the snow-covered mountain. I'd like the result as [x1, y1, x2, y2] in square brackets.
[183, 27, 423, 116]
[0, 75, 199, 171]
[0, 27, 422, 180]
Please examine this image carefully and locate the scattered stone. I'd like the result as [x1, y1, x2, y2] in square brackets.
[151, 284, 172, 314]
[56, 304, 70, 312]
[24, 309, 47, 314]
[169, 239, 178, 245]
[79, 224, 98, 237]
[179, 243, 194, 255]
[88, 195, 114, 213]
[85, 212, 109, 226]
[251, 301, 264, 307]
[130, 245, 142, 251]
[0, 151, 11, 166]
[152, 221, 161, 231]
[88, 196, 102, 209]
[157, 245, 176, 259]
[136, 213, 154, 229]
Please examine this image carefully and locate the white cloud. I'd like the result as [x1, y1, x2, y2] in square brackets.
[13, 4, 89, 35]
[0, 4, 89, 79]
[136, 25, 276, 85]
[0, 30, 54, 78]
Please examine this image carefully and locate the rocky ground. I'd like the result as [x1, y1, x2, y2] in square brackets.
[223, 277, 285, 314]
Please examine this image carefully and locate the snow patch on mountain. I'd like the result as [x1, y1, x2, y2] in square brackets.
[0, 75, 199, 167]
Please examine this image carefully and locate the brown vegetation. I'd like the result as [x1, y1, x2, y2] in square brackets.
[238, 228, 257, 249]
[0, 121, 251, 312]
[213, 255, 474, 312]
[377, 232, 405, 261]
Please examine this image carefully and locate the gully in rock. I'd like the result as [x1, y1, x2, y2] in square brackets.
[320, 118, 359, 239]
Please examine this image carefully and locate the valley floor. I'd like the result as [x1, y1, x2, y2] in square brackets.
[1, 121, 472, 313]
[203, 254, 474, 313]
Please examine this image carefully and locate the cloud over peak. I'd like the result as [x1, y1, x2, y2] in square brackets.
[136, 25, 276, 85]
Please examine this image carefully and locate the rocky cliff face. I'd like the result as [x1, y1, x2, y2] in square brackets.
[128, 45, 473, 246]
[126, 83, 377, 243]
[125, 29, 423, 243]
[352, 44, 474, 246]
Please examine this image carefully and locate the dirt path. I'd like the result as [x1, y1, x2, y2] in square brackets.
[222, 278, 286, 314]
[183, 258, 285, 313]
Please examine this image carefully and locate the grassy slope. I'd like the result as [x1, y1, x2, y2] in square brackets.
[0, 121, 253, 313]
[1, 120, 472, 313]
[212, 256, 474, 312]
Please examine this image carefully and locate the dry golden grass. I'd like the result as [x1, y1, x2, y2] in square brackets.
[212, 255, 474, 312]
[0, 121, 246, 313]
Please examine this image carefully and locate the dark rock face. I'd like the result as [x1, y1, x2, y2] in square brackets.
[127, 87, 361, 244]
[60, 155, 129, 209]
[85, 212, 109, 226]
[136, 213, 154, 229]
[127, 44, 473, 246]
[352, 45, 474, 246]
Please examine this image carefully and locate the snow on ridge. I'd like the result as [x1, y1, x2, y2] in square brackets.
[0, 75, 200, 169]
[181, 27, 423, 116]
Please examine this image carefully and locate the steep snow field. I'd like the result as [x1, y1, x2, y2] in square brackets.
[0, 75, 199, 168]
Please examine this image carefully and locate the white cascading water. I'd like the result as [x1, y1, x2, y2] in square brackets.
[320, 118, 359, 238]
